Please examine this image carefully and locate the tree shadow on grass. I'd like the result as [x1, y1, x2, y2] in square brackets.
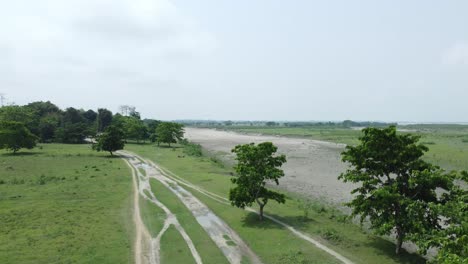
[241, 212, 284, 230]
[104, 155, 122, 159]
[1, 151, 42, 157]
[126, 141, 152, 145]
[265, 212, 317, 230]
[157, 145, 182, 149]
[241, 211, 317, 231]
[363, 236, 426, 264]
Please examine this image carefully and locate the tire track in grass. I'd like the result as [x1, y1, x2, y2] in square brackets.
[120, 151, 262, 264]
[122, 158, 154, 264]
[136, 152, 355, 264]
[121, 152, 203, 264]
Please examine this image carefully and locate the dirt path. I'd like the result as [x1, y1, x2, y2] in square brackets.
[121, 151, 261, 264]
[122, 158, 154, 264]
[152, 161, 355, 264]
[185, 128, 355, 205]
[122, 152, 203, 264]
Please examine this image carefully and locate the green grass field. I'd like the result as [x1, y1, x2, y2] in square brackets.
[0, 144, 133, 264]
[224, 125, 468, 171]
[127, 143, 425, 264]
[3, 125, 460, 264]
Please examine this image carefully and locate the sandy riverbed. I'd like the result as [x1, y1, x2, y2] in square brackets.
[184, 128, 355, 205]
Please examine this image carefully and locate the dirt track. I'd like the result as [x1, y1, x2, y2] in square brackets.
[121, 151, 261, 264]
[185, 128, 354, 205]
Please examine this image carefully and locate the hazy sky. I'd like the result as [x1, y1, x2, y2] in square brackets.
[1, 0, 467, 122]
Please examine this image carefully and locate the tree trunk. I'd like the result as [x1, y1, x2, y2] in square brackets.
[256, 198, 268, 221]
[395, 226, 404, 255]
[259, 204, 265, 220]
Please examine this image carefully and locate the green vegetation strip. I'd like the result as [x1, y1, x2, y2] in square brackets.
[160, 225, 198, 264]
[127, 143, 425, 264]
[139, 197, 165, 237]
[149, 178, 229, 264]
[0, 144, 133, 264]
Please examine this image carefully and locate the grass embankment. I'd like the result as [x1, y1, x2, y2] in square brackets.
[0, 144, 133, 264]
[127, 143, 425, 264]
[225, 125, 468, 171]
[228, 126, 361, 145]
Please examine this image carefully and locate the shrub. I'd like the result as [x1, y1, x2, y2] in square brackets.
[320, 228, 342, 243]
[297, 199, 314, 219]
[182, 142, 203, 157]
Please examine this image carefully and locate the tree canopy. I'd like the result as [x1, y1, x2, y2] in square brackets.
[97, 108, 113, 133]
[93, 125, 125, 156]
[229, 142, 286, 220]
[413, 170, 467, 263]
[339, 126, 455, 254]
[0, 121, 38, 153]
[154, 122, 184, 146]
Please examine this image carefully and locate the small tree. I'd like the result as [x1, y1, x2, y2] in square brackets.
[155, 122, 184, 147]
[339, 126, 453, 254]
[0, 121, 38, 153]
[93, 125, 125, 156]
[230, 142, 286, 220]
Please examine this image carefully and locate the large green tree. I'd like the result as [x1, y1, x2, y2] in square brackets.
[229, 142, 286, 220]
[0, 121, 38, 153]
[414, 171, 467, 263]
[55, 107, 89, 143]
[111, 115, 148, 142]
[93, 125, 125, 156]
[97, 108, 113, 132]
[154, 122, 184, 147]
[38, 113, 61, 142]
[0, 105, 37, 133]
[339, 126, 453, 254]
[25, 101, 62, 142]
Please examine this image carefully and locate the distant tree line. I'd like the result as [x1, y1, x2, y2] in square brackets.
[0, 101, 184, 153]
[178, 119, 396, 128]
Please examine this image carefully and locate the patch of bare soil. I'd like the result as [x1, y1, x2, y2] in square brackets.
[185, 128, 355, 205]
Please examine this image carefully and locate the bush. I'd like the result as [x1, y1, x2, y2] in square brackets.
[297, 199, 314, 219]
[320, 228, 342, 243]
[182, 141, 203, 157]
[209, 157, 225, 168]
[275, 250, 311, 264]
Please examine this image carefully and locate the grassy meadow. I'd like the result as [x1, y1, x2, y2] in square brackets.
[127, 143, 426, 264]
[0, 144, 133, 264]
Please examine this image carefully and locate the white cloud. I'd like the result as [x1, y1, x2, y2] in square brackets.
[0, 0, 216, 96]
[442, 42, 468, 66]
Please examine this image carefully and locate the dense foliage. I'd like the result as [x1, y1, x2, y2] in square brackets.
[93, 125, 125, 156]
[229, 142, 286, 220]
[0, 102, 164, 146]
[154, 122, 184, 146]
[415, 170, 467, 263]
[339, 126, 464, 257]
[0, 121, 38, 153]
